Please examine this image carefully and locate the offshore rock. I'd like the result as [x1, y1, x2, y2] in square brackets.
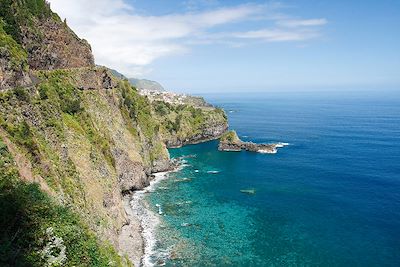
[218, 130, 281, 154]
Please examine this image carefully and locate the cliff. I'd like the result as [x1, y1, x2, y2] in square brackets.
[0, 1, 227, 266]
[0, 0, 94, 91]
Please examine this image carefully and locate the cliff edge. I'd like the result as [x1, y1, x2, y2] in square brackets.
[0, 1, 227, 266]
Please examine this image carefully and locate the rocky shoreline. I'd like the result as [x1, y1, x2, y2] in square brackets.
[218, 130, 285, 154]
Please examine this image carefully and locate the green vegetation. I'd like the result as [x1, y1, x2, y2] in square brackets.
[0, 139, 129, 267]
[0, 65, 226, 267]
[0, 19, 28, 70]
[0, 0, 52, 42]
[152, 101, 226, 142]
[119, 80, 159, 139]
[38, 70, 83, 114]
[220, 130, 240, 143]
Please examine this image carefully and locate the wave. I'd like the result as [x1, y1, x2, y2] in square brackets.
[207, 170, 220, 174]
[129, 170, 176, 267]
[257, 149, 277, 154]
[129, 159, 191, 267]
[275, 142, 290, 148]
[173, 177, 192, 182]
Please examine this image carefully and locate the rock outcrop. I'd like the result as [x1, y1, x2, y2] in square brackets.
[22, 17, 94, 70]
[166, 121, 228, 148]
[218, 130, 282, 153]
[0, 0, 94, 91]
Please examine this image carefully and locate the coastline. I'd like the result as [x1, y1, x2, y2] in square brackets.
[129, 171, 170, 267]
[129, 161, 187, 267]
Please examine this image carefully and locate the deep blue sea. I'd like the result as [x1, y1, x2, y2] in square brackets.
[146, 91, 400, 266]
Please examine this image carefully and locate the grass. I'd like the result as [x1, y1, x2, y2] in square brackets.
[0, 139, 131, 267]
[0, 19, 28, 71]
[0, 0, 52, 42]
[220, 130, 240, 143]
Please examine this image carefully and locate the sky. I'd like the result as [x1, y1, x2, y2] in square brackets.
[48, 0, 400, 93]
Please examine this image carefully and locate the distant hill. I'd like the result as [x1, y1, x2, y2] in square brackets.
[128, 78, 165, 92]
[106, 68, 165, 92]
[108, 68, 127, 80]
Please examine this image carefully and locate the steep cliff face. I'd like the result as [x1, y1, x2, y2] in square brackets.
[0, 67, 170, 266]
[0, 0, 94, 91]
[21, 17, 94, 70]
[0, 1, 227, 266]
[0, 20, 32, 90]
[152, 100, 228, 148]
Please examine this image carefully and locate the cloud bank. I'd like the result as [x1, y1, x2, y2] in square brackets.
[48, 0, 327, 77]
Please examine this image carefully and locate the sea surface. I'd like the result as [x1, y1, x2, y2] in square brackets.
[144, 91, 400, 266]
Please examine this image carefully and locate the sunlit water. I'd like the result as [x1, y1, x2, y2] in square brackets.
[145, 91, 400, 266]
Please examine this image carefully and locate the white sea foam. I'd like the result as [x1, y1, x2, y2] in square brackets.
[130, 171, 169, 267]
[275, 142, 290, 148]
[129, 161, 189, 267]
[207, 170, 220, 174]
[257, 149, 277, 154]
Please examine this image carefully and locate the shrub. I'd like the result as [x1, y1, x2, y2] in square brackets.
[13, 86, 30, 102]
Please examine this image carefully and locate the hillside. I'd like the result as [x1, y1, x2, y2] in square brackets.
[128, 78, 165, 92]
[0, 1, 227, 266]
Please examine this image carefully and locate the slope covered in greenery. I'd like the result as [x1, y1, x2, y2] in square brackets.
[0, 139, 130, 267]
[0, 1, 227, 266]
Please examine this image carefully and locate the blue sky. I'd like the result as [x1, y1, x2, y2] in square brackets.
[49, 0, 400, 93]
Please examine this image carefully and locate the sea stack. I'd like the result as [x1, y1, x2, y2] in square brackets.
[218, 130, 280, 153]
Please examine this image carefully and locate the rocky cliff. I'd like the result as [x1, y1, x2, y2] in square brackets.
[0, 1, 227, 266]
[0, 0, 94, 91]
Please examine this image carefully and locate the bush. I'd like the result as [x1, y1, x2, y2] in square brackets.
[13, 86, 30, 102]
[2, 120, 40, 160]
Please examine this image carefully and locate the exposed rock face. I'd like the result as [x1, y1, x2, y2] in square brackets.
[0, 57, 32, 90]
[1, 1, 94, 91]
[113, 149, 148, 192]
[0, 22, 32, 90]
[73, 67, 117, 90]
[166, 121, 228, 148]
[218, 130, 281, 153]
[22, 18, 94, 70]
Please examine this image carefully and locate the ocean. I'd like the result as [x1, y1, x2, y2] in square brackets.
[141, 91, 400, 266]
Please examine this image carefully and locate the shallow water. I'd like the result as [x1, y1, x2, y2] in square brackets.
[145, 91, 400, 266]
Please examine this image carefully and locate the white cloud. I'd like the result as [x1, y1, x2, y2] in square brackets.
[48, 0, 327, 77]
[277, 18, 328, 28]
[232, 29, 316, 41]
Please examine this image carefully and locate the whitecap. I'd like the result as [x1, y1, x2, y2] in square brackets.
[275, 142, 290, 148]
[129, 171, 171, 267]
[257, 149, 277, 154]
[155, 204, 163, 215]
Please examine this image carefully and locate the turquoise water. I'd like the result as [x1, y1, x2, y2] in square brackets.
[146, 92, 400, 266]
